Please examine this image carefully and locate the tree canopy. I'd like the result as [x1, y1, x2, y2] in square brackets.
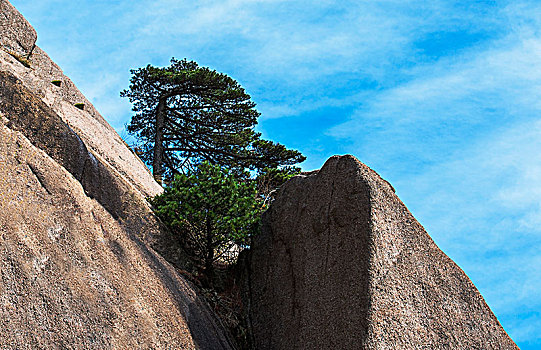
[121, 58, 305, 183]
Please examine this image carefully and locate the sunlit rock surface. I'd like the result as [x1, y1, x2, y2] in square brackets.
[0, 1, 232, 348]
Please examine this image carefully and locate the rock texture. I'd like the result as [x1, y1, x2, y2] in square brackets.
[1, 1, 232, 348]
[0, 0, 36, 58]
[247, 155, 518, 350]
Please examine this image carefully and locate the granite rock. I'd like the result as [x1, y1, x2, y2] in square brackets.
[0, 0, 36, 57]
[0, 1, 233, 348]
[246, 155, 518, 350]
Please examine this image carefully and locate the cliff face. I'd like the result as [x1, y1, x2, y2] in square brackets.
[247, 155, 518, 350]
[0, 1, 232, 348]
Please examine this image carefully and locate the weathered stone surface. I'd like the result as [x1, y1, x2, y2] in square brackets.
[0, 0, 176, 263]
[247, 155, 518, 350]
[0, 119, 231, 349]
[0, 70, 166, 255]
[0, 1, 233, 348]
[0, 0, 162, 201]
[0, 0, 36, 57]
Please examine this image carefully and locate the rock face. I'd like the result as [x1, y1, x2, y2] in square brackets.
[246, 155, 518, 350]
[1, 1, 232, 348]
[0, 0, 36, 58]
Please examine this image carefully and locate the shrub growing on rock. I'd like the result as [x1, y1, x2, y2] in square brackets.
[151, 161, 261, 284]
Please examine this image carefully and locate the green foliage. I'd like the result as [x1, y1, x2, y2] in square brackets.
[125, 59, 304, 342]
[121, 58, 305, 181]
[151, 162, 262, 280]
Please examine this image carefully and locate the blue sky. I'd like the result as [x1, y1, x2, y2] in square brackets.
[10, 0, 541, 347]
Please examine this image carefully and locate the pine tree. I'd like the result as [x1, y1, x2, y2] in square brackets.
[121, 58, 305, 184]
[151, 162, 262, 282]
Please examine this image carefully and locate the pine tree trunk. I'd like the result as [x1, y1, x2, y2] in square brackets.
[205, 215, 215, 285]
[152, 97, 167, 184]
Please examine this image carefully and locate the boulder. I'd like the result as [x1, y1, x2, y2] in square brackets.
[246, 155, 518, 349]
[0, 117, 231, 349]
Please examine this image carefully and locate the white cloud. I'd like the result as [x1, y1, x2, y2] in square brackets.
[328, 3, 541, 167]
[387, 117, 541, 346]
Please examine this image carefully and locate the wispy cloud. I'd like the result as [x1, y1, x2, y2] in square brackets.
[329, 1, 541, 169]
[32, 0, 504, 119]
[323, 3, 541, 345]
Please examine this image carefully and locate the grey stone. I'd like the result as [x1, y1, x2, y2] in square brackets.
[0, 0, 36, 57]
[246, 155, 518, 350]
